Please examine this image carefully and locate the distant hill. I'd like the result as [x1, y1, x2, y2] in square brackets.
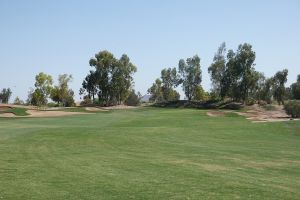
[140, 95, 151, 103]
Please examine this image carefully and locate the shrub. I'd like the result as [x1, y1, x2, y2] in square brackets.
[258, 100, 267, 106]
[246, 98, 256, 106]
[80, 96, 92, 106]
[284, 100, 300, 118]
[125, 90, 141, 106]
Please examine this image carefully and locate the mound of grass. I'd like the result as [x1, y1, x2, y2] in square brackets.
[0, 107, 29, 116]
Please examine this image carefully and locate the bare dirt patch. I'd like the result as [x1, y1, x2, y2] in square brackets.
[206, 111, 225, 117]
[236, 104, 295, 122]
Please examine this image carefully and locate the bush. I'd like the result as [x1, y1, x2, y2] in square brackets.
[47, 102, 58, 107]
[125, 90, 141, 106]
[284, 100, 300, 118]
[80, 96, 92, 106]
[246, 98, 256, 106]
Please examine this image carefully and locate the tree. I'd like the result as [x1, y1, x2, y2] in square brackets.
[193, 85, 210, 101]
[291, 74, 300, 100]
[178, 55, 202, 100]
[0, 88, 12, 103]
[82, 50, 137, 106]
[28, 72, 53, 106]
[160, 67, 180, 101]
[208, 42, 226, 98]
[148, 79, 164, 102]
[273, 69, 288, 105]
[112, 54, 137, 104]
[51, 74, 75, 107]
[234, 43, 256, 103]
[14, 96, 24, 105]
[216, 43, 257, 103]
[125, 90, 141, 106]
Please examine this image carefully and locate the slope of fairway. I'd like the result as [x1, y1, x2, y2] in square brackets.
[0, 108, 299, 199]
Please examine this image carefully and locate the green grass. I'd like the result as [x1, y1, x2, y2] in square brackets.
[0, 108, 299, 199]
[0, 107, 29, 116]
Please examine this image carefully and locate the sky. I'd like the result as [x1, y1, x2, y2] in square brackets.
[1, 0, 300, 102]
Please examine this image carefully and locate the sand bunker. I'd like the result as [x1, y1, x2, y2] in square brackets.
[236, 104, 294, 122]
[0, 109, 92, 118]
[0, 113, 15, 117]
[206, 104, 297, 123]
[206, 111, 225, 117]
[85, 107, 108, 112]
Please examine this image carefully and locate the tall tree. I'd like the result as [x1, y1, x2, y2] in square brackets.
[178, 55, 202, 100]
[28, 72, 53, 106]
[234, 43, 256, 102]
[51, 74, 75, 107]
[160, 67, 180, 101]
[208, 42, 226, 98]
[111, 54, 137, 104]
[273, 69, 288, 105]
[0, 88, 12, 103]
[148, 79, 164, 102]
[82, 50, 137, 106]
[291, 74, 300, 100]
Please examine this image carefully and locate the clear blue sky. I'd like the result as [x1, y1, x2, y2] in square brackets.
[1, 0, 300, 102]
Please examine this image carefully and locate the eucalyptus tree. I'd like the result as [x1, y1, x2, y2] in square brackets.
[28, 72, 53, 106]
[178, 55, 202, 100]
[291, 75, 300, 100]
[208, 42, 226, 98]
[273, 69, 288, 104]
[0, 88, 12, 103]
[81, 50, 137, 106]
[160, 67, 180, 101]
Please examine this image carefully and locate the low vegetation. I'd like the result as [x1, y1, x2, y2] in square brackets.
[284, 100, 300, 118]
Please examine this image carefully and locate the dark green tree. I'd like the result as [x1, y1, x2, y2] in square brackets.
[291, 75, 300, 100]
[273, 69, 288, 105]
[0, 88, 12, 103]
[208, 42, 226, 98]
[178, 55, 202, 100]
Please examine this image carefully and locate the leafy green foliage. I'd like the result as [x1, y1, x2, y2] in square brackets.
[291, 74, 300, 100]
[284, 100, 300, 118]
[81, 51, 137, 106]
[273, 69, 288, 105]
[50, 74, 75, 107]
[125, 90, 141, 106]
[178, 55, 202, 100]
[28, 72, 53, 106]
[0, 88, 12, 103]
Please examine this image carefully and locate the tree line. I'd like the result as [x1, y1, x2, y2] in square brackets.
[1, 44, 300, 106]
[148, 42, 300, 105]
